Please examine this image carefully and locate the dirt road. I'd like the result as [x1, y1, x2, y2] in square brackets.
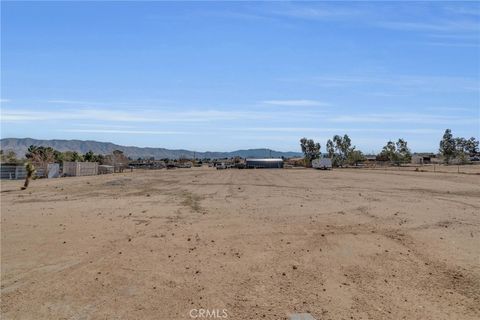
[1, 167, 479, 319]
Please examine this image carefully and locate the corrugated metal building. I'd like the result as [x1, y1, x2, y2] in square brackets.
[0, 165, 27, 180]
[0, 164, 46, 179]
[245, 158, 283, 169]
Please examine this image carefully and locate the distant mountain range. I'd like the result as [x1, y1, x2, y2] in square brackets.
[0, 138, 302, 160]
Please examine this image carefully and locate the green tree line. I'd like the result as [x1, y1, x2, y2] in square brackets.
[439, 129, 478, 164]
[300, 129, 478, 167]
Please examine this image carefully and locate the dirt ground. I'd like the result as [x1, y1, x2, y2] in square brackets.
[364, 163, 480, 175]
[1, 167, 479, 320]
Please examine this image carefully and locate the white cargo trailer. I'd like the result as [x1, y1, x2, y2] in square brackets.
[312, 158, 332, 170]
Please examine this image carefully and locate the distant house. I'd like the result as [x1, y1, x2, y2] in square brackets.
[359, 155, 389, 167]
[411, 153, 436, 165]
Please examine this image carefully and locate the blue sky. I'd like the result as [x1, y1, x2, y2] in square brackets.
[1, 1, 479, 153]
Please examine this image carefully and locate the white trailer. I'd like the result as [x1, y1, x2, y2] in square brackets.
[312, 158, 332, 170]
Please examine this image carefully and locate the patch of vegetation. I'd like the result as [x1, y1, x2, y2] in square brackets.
[181, 192, 204, 213]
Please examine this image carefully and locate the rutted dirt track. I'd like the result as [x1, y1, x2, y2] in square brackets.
[1, 167, 479, 320]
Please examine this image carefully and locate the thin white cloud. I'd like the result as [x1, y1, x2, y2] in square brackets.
[46, 99, 174, 107]
[1, 110, 86, 122]
[262, 99, 329, 107]
[442, 5, 480, 18]
[47, 99, 107, 105]
[270, 5, 363, 20]
[0, 99, 11, 103]
[197, 10, 279, 23]
[427, 33, 480, 40]
[260, 1, 480, 52]
[426, 106, 474, 112]
[377, 20, 479, 33]
[366, 92, 409, 97]
[72, 123, 135, 129]
[61, 129, 189, 135]
[231, 127, 439, 134]
[0, 108, 295, 123]
[280, 74, 480, 92]
[262, 2, 480, 36]
[421, 41, 480, 48]
[328, 113, 477, 125]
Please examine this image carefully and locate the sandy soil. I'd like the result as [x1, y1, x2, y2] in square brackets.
[365, 164, 480, 175]
[1, 167, 479, 320]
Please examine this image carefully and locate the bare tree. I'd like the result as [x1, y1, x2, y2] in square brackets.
[104, 150, 129, 172]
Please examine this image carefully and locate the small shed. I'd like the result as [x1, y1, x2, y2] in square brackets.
[245, 158, 283, 169]
[63, 162, 98, 176]
[98, 165, 114, 174]
[47, 163, 60, 178]
[411, 153, 435, 165]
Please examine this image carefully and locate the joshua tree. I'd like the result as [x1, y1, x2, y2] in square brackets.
[21, 162, 36, 190]
[26, 145, 39, 158]
[26, 145, 55, 163]
[25, 145, 56, 176]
